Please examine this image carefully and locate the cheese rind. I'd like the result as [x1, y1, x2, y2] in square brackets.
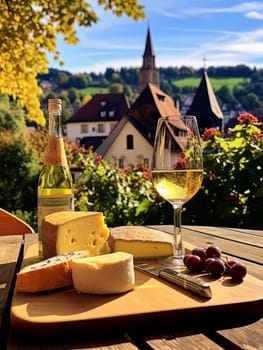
[41, 211, 109, 258]
[16, 251, 87, 293]
[109, 226, 174, 259]
[72, 252, 135, 294]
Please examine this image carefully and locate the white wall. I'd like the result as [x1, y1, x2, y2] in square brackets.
[102, 122, 153, 167]
[67, 121, 118, 143]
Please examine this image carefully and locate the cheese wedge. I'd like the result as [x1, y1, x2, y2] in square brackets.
[109, 226, 174, 259]
[41, 211, 109, 259]
[16, 251, 87, 293]
[72, 252, 135, 294]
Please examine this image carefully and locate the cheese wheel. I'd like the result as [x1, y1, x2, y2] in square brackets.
[16, 251, 87, 293]
[109, 226, 174, 259]
[72, 252, 135, 294]
[41, 211, 109, 259]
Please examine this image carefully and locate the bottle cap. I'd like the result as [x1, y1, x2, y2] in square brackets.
[48, 99, 62, 113]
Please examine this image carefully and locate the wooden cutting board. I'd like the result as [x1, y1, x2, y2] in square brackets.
[11, 267, 263, 337]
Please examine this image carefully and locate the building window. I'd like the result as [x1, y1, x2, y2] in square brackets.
[118, 158, 124, 168]
[109, 110, 115, 117]
[81, 124, 88, 133]
[101, 100, 107, 106]
[98, 124, 105, 133]
[100, 110, 106, 117]
[127, 134, 134, 149]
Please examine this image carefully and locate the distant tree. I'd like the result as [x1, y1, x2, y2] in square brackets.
[216, 85, 237, 106]
[68, 87, 80, 103]
[82, 95, 93, 105]
[0, 95, 26, 133]
[0, 130, 40, 214]
[0, 1, 145, 125]
[241, 93, 262, 111]
[109, 83, 124, 93]
[57, 72, 70, 87]
[68, 74, 88, 89]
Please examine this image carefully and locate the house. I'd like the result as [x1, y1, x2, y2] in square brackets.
[186, 70, 224, 133]
[66, 93, 130, 149]
[96, 83, 180, 167]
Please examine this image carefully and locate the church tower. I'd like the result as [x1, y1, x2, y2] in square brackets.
[138, 27, 160, 93]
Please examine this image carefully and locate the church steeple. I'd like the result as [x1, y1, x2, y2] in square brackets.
[138, 27, 160, 93]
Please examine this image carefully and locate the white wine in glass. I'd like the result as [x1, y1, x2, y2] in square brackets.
[151, 115, 203, 268]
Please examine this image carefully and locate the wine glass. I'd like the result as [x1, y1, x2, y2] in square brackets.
[151, 115, 203, 268]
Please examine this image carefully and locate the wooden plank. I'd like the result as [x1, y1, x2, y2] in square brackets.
[0, 235, 23, 350]
[8, 333, 138, 350]
[146, 334, 224, 350]
[213, 317, 263, 350]
[151, 225, 263, 265]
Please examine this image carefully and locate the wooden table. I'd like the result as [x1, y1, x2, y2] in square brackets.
[2, 226, 263, 350]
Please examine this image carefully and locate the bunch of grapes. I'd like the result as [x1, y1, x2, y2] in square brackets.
[184, 245, 247, 281]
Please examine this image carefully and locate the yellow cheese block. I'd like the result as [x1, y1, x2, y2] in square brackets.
[42, 211, 109, 259]
[16, 251, 87, 293]
[109, 226, 174, 259]
[72, 252, 135, 294]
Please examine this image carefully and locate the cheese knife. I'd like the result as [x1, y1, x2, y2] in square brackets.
[134, 261, 212, 299]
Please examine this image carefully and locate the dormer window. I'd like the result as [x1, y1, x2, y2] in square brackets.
[101, 100, 107, 106]
[100, 111, 106, 117]
[109, 110, 115, 117]
[157, 94, 165, 101]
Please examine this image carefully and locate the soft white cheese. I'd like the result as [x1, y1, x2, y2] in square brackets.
[72, 252, 135, 294]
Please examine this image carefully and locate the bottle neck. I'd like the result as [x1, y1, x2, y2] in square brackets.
[49, 111, 63, 138]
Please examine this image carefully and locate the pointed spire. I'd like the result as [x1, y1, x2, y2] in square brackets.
[187, 70, 224, 132]
[203, 55, 207, 72]
[143, 26, 155, 57]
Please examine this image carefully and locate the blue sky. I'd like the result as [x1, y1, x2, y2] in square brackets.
[48, 1, 263, 74]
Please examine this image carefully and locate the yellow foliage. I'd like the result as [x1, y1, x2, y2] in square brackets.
[0, 0, 145, 126]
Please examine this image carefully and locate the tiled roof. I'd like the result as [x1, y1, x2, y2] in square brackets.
[67, 93, 130, 123]
[187, 71, 224, 130]
[127, 83, 180, 145]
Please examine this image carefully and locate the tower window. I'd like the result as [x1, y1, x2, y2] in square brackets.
[126, 134, 134, 149]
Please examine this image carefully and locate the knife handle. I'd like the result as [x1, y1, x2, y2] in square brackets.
[159, 268, 212, 299]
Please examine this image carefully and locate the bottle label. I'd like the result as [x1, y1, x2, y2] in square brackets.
[44, 136, 68, 166]
[38, 195, 74, 239]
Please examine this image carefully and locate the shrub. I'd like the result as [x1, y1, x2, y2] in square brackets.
[73, 149, 172, 227]
[184, 113, 263, 229]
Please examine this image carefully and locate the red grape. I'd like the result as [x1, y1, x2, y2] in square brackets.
[206, 245, 222, 258]
[204, 257, 215, 272]
[206, 259, 225, 276]
[229, 262, 247, 281]
[183, 254, 191, 265]
[183, 244, 247, 282]
[184, 254, 203, 272]
[192, 247, 207, 261]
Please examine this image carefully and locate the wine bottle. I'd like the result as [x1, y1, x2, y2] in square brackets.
[37, 99, 74, 238]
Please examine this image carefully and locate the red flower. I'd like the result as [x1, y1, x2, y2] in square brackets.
[237, 113, 259, 124]
[253, 131, 263, 141]
[95, 155, 102, 163]
[173, 153, 188, 169]
[143, 172, 152, 180]
[202, 128, 217, 141]
[208, 170, 217, 180]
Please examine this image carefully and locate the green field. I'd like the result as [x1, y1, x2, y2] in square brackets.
[80, 87, 109, 96]
[173, 77, 249, 91]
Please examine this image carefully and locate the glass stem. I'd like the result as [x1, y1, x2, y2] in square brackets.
[173, 206, 184, 259]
